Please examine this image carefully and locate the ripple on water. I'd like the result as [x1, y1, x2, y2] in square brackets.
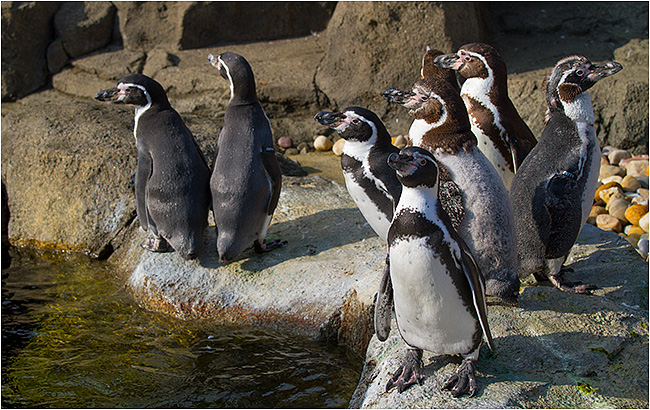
[1, 249, 362, 408]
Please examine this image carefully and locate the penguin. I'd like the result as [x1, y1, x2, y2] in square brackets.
[420, 46, 461, 93]
[509, 55, 622, 293]
[95, 74, 211, 260]
[434, 43, 537, 191]
[208, 52, 286, 263]
[375, 146, 494, 396]
[382, 77, 520, 302]
[313, 107, 402, 242]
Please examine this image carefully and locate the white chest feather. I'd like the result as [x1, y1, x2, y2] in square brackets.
[390, 235, 477, 355]
[133, 104, 151, 139]
[343, 172, 390, 241]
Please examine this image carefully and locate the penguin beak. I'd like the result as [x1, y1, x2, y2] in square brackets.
[382, 88, 416, 106]
[314, 111, 345, 128]
[94, 87, 120, 102]
[207, 54, 220, 69]
[387, 152, 418, 176]
[588, 60, 623, 81]
[434, 53, 462, 70]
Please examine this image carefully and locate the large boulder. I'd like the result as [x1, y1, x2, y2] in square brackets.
[53, 2, 116, 59]
[115, 1, 336, 52]
[1, 2, 61, 101]
[315, 2, 486, 136]
[351, 224, 649, 408]
[0, 91, 220, 257]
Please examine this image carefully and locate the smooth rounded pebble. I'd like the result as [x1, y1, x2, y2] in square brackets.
[608, 149, 631, 166]
[599, 165, 626, 179]
[278, 136, 294, 149]
[596, 214, 623, 233]
[625, 160, 649, 177]
[594, 181, 623, 202]
[314, 135, 333, 151]
[638, 238, 649, 256]
[393, 135, 408, 149]
[639, 213, 649, 233]
[607, 199, 630, 224]
[621, 175, 642, 192]
[624, 205, 648, 226]
[600, 187, 626, 204]
[332, 138, 345, 156]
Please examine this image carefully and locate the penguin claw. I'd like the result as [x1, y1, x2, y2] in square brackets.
[442, 358, 477, 398]
[253, 238, 288, 254]
[386, 348, 424, 393]
[141, 236, 170, 253]
[549, 268, 596, 294]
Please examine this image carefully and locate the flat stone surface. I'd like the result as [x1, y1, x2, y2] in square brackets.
[111, 176, 383, 355]
[350, 224, 649, 409]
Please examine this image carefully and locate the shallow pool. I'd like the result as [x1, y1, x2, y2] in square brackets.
[2, 249, 362, 408]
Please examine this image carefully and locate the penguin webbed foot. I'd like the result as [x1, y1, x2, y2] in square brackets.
[386, 348, 424, 393]
[442, 357, 478, 398]
[253, 238, 288, 254]
[549, 268, 596, 294]
[141, 236, 170, 253]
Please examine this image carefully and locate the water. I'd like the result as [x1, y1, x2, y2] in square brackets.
[1, 249, 362, 408]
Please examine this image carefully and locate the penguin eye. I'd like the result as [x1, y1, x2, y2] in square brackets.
[575, 69, 585, 76]
[417, 158, 427, 166]
[463, 55, 472, 62]
[352, 119, 360, 124]
[421, 95, 429, 101]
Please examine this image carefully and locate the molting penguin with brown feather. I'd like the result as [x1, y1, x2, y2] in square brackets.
[509, 55, 622, 293]
[382, 77, 520, 303]
[435, 43, 537, 191]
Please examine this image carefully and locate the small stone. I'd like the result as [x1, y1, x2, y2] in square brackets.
[601, 175, 623, 185]
[638, 238, 649, 256]
[639, 213, 649, 233]
[606, 199, 630, 225]
[284, 148, 299, 156]
[596, 214, 623, 233]
[624, 205, 648, 226]
[625, 235, 639, 248]
[587, 205, 607, 225]
[600, 155, 610, 166]
[620, 154, 650, 168]
[625, 160, 649, 177]
[638, 188, 649, 199]
[621, 175, 642, 192]
[599, 186, 625, 204]
[594, 182, 623, 202]
[632, 196, 649, 207]
[314, 135, 332, 151]
[637, 177, 649, 189]
[601, 146, 616, 156]
[277, 136, 294, 149]
[393, 135, 408, 149]
[599, 165, 626, 180]
[607, 149, 631, 166]
[332, 138, 345, 156]
[626, 225, 647, 237]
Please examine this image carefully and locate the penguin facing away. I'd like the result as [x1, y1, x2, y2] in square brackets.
[208, 52, 286, 263]
[435, 43, 537, 191]
[375, 146, 494, 396]
[382, 77, 520, 302]
[509, 55, 622, 293]
[95, 74, 211, 260]
[314, 106, 402, 242]
[420, 46, 461, 93]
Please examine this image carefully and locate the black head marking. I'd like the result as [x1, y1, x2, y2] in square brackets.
[545, 55, 622, 114]
[95, 74, 169, 108]
[388, 146, 439, 189]
[208, 52, 257, 101]
[315, 106, 391, 144]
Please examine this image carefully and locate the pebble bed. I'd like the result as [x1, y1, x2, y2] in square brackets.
[590, 147, 649, 260]
[284, 137, 649, 261]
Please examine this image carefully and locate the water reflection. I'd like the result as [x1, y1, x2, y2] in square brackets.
[2, 250, 361, 408]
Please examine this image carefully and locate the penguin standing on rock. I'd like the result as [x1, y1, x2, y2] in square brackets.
[208, 52, 286, 263]
[95, 74, 211, 260]
[435, 43, 537, 190]
[314, 107, 402, 242]
[382, 77, 520, 302]
[376, 146, 494, 397]
[510, 55, 622, 293]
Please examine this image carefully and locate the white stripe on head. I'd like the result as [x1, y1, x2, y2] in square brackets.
[119, 82, 152, 140]
[218, 55, 235, 101]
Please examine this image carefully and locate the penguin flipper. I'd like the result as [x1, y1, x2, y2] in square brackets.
[261, 147, 282, 215]
[457, 239, 494, 351]
[439, 179, 465, 232]
[543, 172, 582, 259]
[374, 254, 393, 342]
